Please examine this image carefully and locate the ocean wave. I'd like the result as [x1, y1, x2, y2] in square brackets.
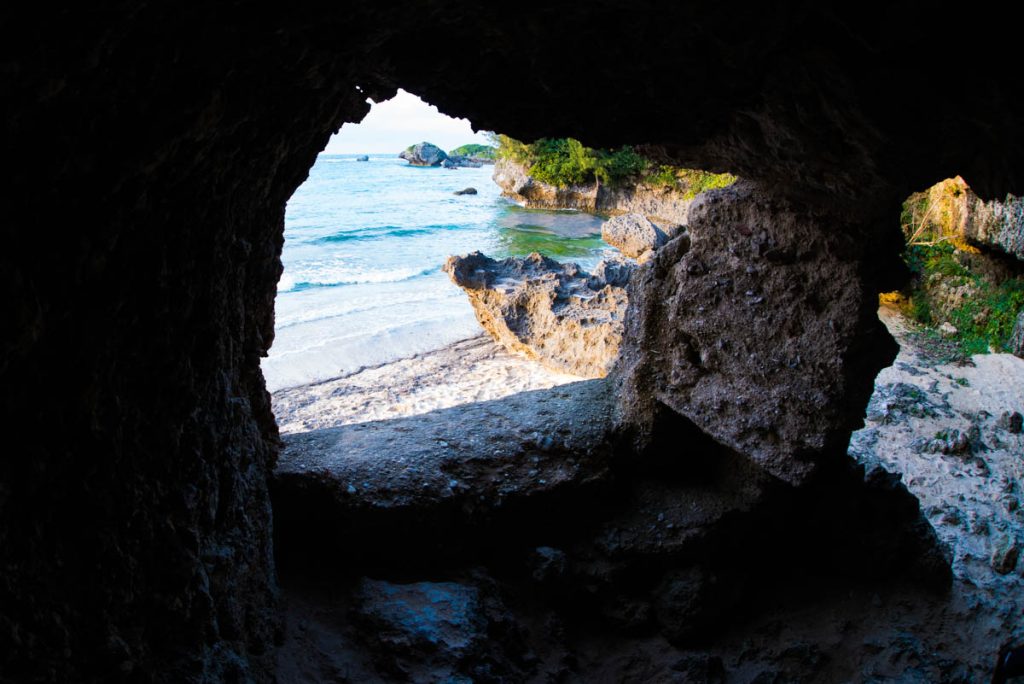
[277, 265, 437, 292]
[311, 223, 465, 244]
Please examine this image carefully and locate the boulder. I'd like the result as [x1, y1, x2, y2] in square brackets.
[443, 251, 629, 377]
[453, 187, 477, 195]
[617, 181, 899, 485]
[601, 212, 669, 258]
[399, 141, 448, 166]
[589, 256, 637, 288]
[355, 154, 369, 161]
[1010, 311, 1024, 358]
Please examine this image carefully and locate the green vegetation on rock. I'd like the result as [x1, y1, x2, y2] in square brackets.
[496, 134, 735, 194]
[897, 180, 1024, 355]
[449, 143, 497, 160]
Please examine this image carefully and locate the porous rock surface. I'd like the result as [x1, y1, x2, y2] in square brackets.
[601, 212, 676, 258]
[444, 251, 629, 378]
[962, 188, 1024, 262]
[618, 181, 901, 485]
[494, 159, 693, 224]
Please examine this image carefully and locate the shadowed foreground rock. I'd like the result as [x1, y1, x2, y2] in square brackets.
[444, 251, 629, 378]
[618, 181, 903, 485]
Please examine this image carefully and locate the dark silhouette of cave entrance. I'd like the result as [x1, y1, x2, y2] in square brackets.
[2, 4, 1023, 682]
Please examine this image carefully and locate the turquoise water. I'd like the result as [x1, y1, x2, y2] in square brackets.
[262, 154, 613, 391]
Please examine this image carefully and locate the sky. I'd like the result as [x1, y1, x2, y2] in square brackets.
[322, 89, 491, 155]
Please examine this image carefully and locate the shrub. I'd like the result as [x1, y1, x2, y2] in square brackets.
[449, 143, 497, 159]
[496, 135, 736, 194]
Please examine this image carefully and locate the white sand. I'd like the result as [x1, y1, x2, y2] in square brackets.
[271, 335, 582, 434]
[851, 306, 1024, 602]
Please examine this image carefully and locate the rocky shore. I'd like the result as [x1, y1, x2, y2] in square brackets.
[493, 158, 694, 224]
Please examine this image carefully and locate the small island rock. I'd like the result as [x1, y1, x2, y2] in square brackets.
[399, 142, 448, 166]
[454, 187, 478, 196]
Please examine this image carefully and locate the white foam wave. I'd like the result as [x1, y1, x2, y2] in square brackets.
[276, 265, 433, 292]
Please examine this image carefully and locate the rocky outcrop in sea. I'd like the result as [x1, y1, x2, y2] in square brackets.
[400, 141, 486, 168]
[400, 142, 448, 166]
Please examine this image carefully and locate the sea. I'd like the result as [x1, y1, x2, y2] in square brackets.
[261, 153, 614, 392]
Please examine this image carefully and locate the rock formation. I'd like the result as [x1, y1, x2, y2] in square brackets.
[453, 187, 477, 195]
[617, 181, 901, 485]
[400, 141, 448, 166]
[444, 252, 628, 377]
[356, 154, 369, 161]
[958, 183, 1024, 262]
[601, 212, 681, 259]
[400, 142, 484, 168]
[493, 159, 693, 224]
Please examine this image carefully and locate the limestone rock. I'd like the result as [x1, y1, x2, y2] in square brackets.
[492, 159, 694, 223]
[1010, 311, 1024, 358]
[601, 213, 668, 258]
[453, 187, 477, 195]
[589, 257, 636, 288]
[962, 188, 1024, 262]
[617, 181, 899, 485]
[399, 141, 448, 166]
[444, 251, 629, 377]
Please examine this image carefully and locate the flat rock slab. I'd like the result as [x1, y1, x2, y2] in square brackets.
[273, 379, 616, 560]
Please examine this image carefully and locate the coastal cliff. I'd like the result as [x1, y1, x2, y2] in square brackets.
[493, 158, 694, 224]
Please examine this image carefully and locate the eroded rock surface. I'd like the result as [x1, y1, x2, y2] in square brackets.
[444, 251, 628, 378]
[493, 159, 694, 224]
[962, 187, 1024, 262]
[617, 181, 900, 484]
[601, 212, 675, 259]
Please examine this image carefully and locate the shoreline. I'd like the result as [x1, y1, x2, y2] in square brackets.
[271, 334, 583, 434]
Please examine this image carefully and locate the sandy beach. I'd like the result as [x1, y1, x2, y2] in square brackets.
[271, 335, 583, 434]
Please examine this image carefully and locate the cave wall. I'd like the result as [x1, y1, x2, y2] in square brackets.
[2, 2, 1023, 681]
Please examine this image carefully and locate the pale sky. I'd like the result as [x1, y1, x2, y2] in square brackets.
[322, 89, 491, 155]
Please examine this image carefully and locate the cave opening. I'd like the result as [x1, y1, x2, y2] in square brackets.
[264, 89, 600, 437]
[6, 6, 1024, 682]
